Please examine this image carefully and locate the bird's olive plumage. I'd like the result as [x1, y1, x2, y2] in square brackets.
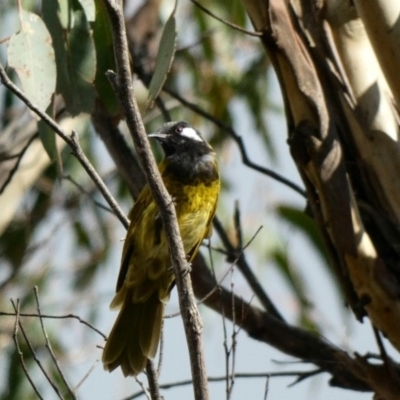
[102, 121, 220, 376]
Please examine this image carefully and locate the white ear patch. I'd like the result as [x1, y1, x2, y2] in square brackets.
[180, 127, 203, 142]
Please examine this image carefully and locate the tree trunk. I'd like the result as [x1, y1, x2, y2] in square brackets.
[239, 0, 400, 398]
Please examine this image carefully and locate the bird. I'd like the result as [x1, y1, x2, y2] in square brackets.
[102, 121, 220, 376]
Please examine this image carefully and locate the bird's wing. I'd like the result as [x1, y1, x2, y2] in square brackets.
[116, 185, 152, 292]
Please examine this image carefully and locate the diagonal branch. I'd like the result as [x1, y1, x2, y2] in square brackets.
[102, 1, 209, 399]
[0, 64, 129, 229]
[190, 0, 263, 37]
[190, 253, 374, 393]
[163, 87, 306, 197]
[213, 216, 284, 321]
[91, 101, 145, 199]
[34, 287, 77, 400]
[11, 300, 45, 400]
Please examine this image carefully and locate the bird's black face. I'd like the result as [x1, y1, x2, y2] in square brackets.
[148, 121, 210, 157]
[148, 121, 218, 185]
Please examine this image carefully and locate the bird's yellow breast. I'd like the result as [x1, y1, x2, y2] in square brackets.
[119, 166, 219, 304]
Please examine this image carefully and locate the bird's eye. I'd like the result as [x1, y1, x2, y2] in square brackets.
[175, 126, 183, 134]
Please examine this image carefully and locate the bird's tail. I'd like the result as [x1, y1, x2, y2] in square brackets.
[102, 289, 164, 376]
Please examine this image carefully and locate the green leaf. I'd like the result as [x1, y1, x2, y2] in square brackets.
[42, 0, 72, 97]
[271, 247, 320, 333]
[146, 2, 177, 109]
[277, 205, 329, 265]
[42, 2, 96, 115]
[38, 103, 63, 175]
[67, 8, 96, 114]
[78, 0, 96, 21]
[271, 247, 311, 308]
[38, 122, 58, 161]
[58, 0, 74, 29]
[73, 220, 92, 249]
[92, 0, 120, 116]
[8, 10, 56, 113]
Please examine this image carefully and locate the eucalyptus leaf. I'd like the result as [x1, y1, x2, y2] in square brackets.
[146, 2, 177, 110]
[8, 10, 56, 113]
[38, 104, 62, 176]
[78, 0, 96, 21]
[93, 0, 120, 116]
[42, 0, 72, 101]
[67, 9, 97, 115]
[277, 205, 328, 264]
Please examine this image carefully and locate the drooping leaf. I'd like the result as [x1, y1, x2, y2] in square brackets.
[58, 0, 74, 29]
[93, 0, 120, 116]
[67, 8, 96, 114]
[8, 10, 56, 113]
[78, 0, 95, 22]
[277, 205, 329, 265]
[38, 103, 62, 170]
[42, 1, 96, 115]
[271, 246, 311, 308]
[42, 0, 72, 99]
[146, 2, 177, 109]
[271, 247, 320, 333]
[74, 220, 92, 249]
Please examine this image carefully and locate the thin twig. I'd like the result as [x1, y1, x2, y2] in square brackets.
[123, 371, 313, 400]
[164, 224, 263, 318]
[222, 257, 237, 400]
[103, 1, 209, 398]
[191, 0, 263, 37]
[0, 64, 129, 229]
[74, 359, 100, 393]
[233, 201, 243, 250]
[213, 216, 284, 321]
[221, 297, 229, 398]
[263, 376, 270, 400]
[0, 132, 37, 161]
[10, 300, 64, 399]
[372, 326, 399, 384]
[0, 311, 106, 339]
[0, 132, 38, 194]
[134, 376, 151, 400]
[163, 87, 306, 197]
[145, 360, 161, 400]
[228, 269, 237, 400]
[11, 299, 44, 400]
[157, 323, 164, 376]
[34, 287, 77, 399]
[63, 174, 114, 214]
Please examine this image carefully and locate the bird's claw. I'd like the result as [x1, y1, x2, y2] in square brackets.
[181, 263, 192, 278]
[167, 262, 192, 277]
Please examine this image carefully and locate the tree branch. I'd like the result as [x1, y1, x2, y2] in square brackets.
[190, 0, 263, 37]
[0, 311, 106, 339]
[11, 300, 45, 400]
[0, 64, 129, 230]
[190, 253, 373, 393]
[91, 101, 145, 199]
[102, 1, 209, 398]
[163, 87, 306, 197]
[213, 216, 284, 321]
[34, 287, 77, 400]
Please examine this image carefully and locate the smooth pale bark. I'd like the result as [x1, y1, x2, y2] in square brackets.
[241, 0, 400, 398]
[353, 0, 400, 106]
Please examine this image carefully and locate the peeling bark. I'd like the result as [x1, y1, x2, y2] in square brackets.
[240, 0, 400, 398]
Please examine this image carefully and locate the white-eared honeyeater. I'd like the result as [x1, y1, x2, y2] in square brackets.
[102, 121, 220, 376]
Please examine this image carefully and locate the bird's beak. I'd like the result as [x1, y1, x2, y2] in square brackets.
[148, 132, 168, 141]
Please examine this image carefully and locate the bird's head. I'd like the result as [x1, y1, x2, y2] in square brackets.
[148, 121, 211, 157]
